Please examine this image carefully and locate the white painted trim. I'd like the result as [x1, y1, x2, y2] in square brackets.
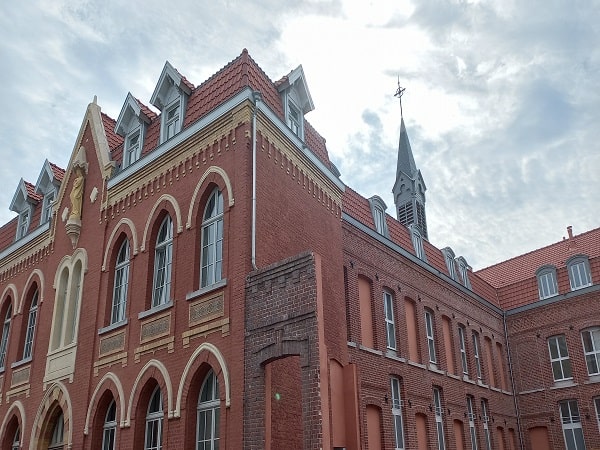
[102, 218, 139, 271]
[84, 372, 126, 435]
[0, 400, 26, 444]
[140, 194, 182, 252]
[125, 359, 173, 426]
[186, 166, 234, 230]
[29, 381, 73, 450]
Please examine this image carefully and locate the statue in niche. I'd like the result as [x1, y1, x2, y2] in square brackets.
[69, 166, 85, 220]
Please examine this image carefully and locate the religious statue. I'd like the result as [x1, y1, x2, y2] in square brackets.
[69, 166, 85, 220]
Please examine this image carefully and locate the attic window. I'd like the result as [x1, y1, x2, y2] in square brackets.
[536, 265, 558, 299]
[457, 257, 471, 289]
[368, 196, 388, 237]
[287, 101, 301, 137]
[567, 256, 592, 291]
[409, 225, 426, 261]
[17, 210, 30, 240]
[42, 191, 55, 223]
[442, 248, 457, 280]
[164, 102, 181, 140]
[125, 129, 141, 168]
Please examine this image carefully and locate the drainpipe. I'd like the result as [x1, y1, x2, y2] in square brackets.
[251, 91, 262, 270]
[503, 310, 524, 450]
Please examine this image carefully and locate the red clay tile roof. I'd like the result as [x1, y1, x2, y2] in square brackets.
[303, 120, 331, 168]
[49, 162, 65, 182]
[136, 98, 158, 121]
[0, 217, 18, 252]
[102, 113, 123, 150]
[25, 181, 42, 202]
[476, 226, 600, 288]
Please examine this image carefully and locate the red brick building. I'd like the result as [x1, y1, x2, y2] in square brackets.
[0, 49, 597, 450]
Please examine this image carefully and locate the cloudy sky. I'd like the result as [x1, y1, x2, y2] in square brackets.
[0, 0, 598, 269]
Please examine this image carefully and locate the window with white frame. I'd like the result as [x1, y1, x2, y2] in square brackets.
[287, 101, 301, 137]
[559, 400, 586, 450]
[594, 397, 600, 433]
[197, 370, 220, 450]
[391, 377, 405, 450]
[410, 225, 426, 260]
[42, 190, 55, 223]
[548, 335, 572, 381]
[23, 289, 38, 359]
[442, 248, 456, 280]
[384, 291, 397, 350]
[164, 102, 181, 141]
[373, 206, 386, 235]
[145, 386, 163, 450]
[582, 328, 600, 376]
[369, 196, 389, 237]
[17, 210, 30, 240]
[0, 304, 11, 370]
[152, 216, 173, 307]
[125, 130, 141, 168]
[102, 399, 117, 450]
[457, 257, 471, 289]
[567, 256, 592, 291]
[467, 396, 478, 450]
[49, 411, 64, 450]
[536, 266, 558, 299]
[201, 189, 224, 288]
[425, 310, 437, 364]
[458, 326, 469, 375]
[11, 428, 19, 450]
[112, 240, 129, 324]
[481, 399, 492, 450]
[433, 387, 446, 450]
[472, 332, 482, 380]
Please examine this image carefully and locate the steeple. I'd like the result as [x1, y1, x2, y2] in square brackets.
[392, 84, 428, 239]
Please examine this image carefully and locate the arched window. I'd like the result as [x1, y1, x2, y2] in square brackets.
[567, 256, 592, 291]
[0, 303, 12, 370]
[23, 288, 39, 359]
[11, 427, 19, 450]
[112, 240, 130, 323]
[102, 400, 117, 450]
[200, 189, 223, 288]
[49, 411, 64, 450]
[197, 370, 220, 450]
[145, 387, 163, 450]
[153, 216, 173, 307]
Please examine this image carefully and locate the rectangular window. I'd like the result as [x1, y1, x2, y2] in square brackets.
[288, 102, 301, 136]
[425, 310, 437, 363]
[126, 131, 140, 167]
[595, 397, 600, 433]
[373, 207, 386, 235]
[433, 387, 446, 450]
[548, 335, 573, 381]
[165, 103, 180, 140]
[17, 211, 29, 239]
[582, 329, 600, 375]
[391, 377, 405, 450]
[538, 271, 558, 299]
[410, 226, 425, 260]
[560, 400, 586, 450]
[458, 326, 469, 375]
[481, 400, 492, 450]
[473, 333, 482, 380]
[384, 291, 397, 350]
[569, 261, 591, 290]
[42, 191, 55, 223]
[467, 396, 478, 450]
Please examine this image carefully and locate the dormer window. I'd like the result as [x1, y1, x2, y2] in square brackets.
[150, 61, 192, 144]
[17, 210, 30, 239]
[442, 247, 457, 280]
[34, 160, 63, 225]
[368, 196, 388, 237]
[277, 65, 314, 141]
[536, 265, 558, 299]
[42, 190, 55, 223]
[11, 178, 40, 241]
[287, 101, 301, 137]
[456, 256, 471, 289]
[125, 129, 141, 168]
[567, 255, 592, 291]
[409, 225, 426, 261]
[115, 93, 154, 170]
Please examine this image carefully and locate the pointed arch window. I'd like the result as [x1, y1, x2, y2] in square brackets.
[201, 189, 223, 288]
[153, 216, 173, 307]
[0, 304, 12, 370]
[23, 289, 39, 359]
[49, 411, 64, 450]
[102, 400, 117, 450]
[11, 427, 19, 450]
[112, 240, 130, 324]
[145, 387, 163, 450]
[197, 370, 220, 450]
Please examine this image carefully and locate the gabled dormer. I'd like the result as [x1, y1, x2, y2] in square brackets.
[10, 179, 41, 241]
[34, 159, 63, 224]
[368, 195, 389, 237]
[442, 247, 457, 280]
[276, 65, 314, 140]
[115, 93, 154, 169]
[456, 256, 471, 289]
[150, 61, 193, 144]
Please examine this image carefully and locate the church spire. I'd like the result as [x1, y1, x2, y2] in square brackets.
[392, 83, 428, 239]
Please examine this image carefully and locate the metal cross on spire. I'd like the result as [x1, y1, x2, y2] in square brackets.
[394, 77, 406, 118]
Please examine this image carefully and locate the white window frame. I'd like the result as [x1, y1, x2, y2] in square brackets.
[163, 101, 181, 142]
[560, 400, 586, 450]
[425, 310, 437, 364]
[467, 396, 478, 450]
[567, 256, 592, 291]
[443, 248, 456, 280]
[287, 99, 302, 137]
[49, 411, 64, 450]
[548, 335, 572, 381]
[0, 304, 11, 370]
[112, 240, 130, 324]
[433, 387, 446, 450]
[145, 387, 163, 450]
[458, 326, 469, 375]
[102, 399, 117, 450]
[582, 328, 600, 376]
[152, 216, 173, 308]
[23, 289, 38, 359]
[536, 266, 558, 299]
[457, 257, 471, 289]
[17, 209, 30, 240]
[42, 190, 55, 223]
[384, 291, 397, 350]
[473, 332, 482, 380]
[11, 428, 19, 450]
[410, 225, 426, 260]
[391, 377, 405, 450]
[197, 370, 220, 450]
[201, 189, 224, 288]
[481, 399, 492, 450]
[594, 397, 600, 433]
[124, 128, 141, 168]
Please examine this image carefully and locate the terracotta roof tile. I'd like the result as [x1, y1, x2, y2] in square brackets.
[49, 162, 65, 182]
[0, 217, 18, 252]
[303, 120, 331, 167]
[25, 181, 42, 202]
[102, 113, 123, 150]
[135, 98, 158, 121]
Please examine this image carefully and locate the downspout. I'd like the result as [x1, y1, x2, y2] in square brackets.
[251, 91, 262, 270]
[503, 310, 524, 450]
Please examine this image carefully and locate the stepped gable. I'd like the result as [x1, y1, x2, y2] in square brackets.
[476, 226, 600, 288]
